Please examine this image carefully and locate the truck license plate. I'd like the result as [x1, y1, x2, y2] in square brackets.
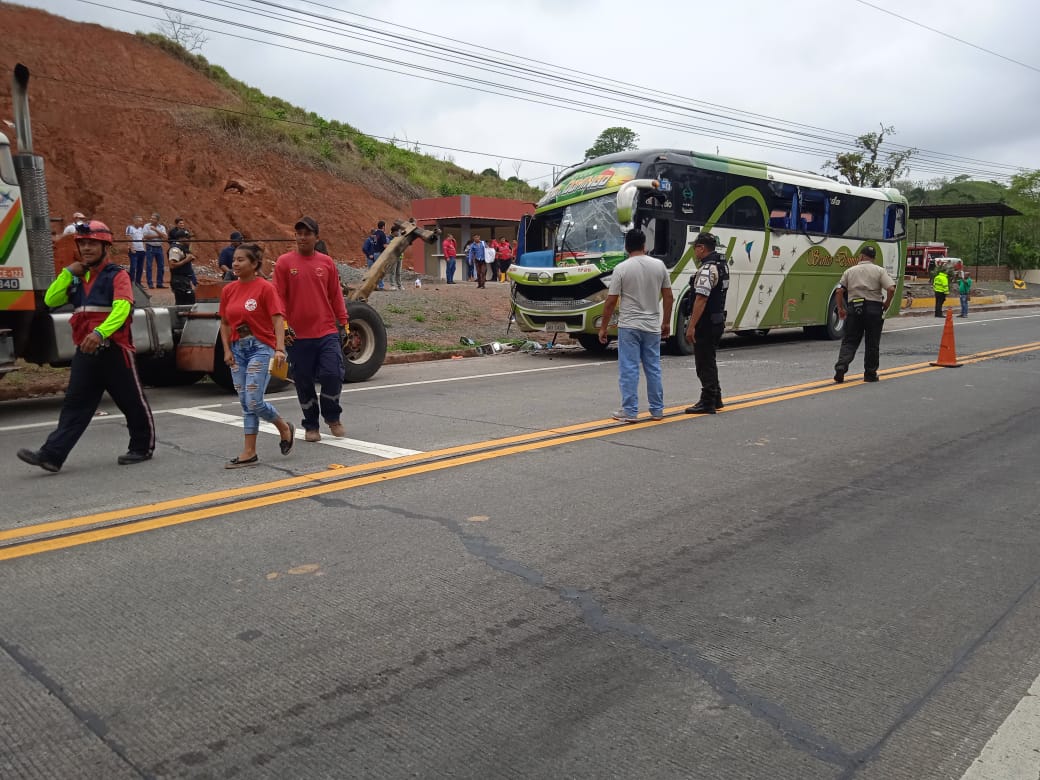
[544, 321, 567, 333]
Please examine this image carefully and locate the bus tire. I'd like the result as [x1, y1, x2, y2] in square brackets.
[670, 294, 696, 356]
[343, 300, 387, 383]
[577, 333, 611, 354]
[804, 292, 845, 340]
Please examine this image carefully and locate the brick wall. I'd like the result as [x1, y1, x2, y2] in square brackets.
[970, 265, 1012, 282]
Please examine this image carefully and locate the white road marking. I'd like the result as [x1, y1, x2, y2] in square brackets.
[263, 359, 611, 402]
[0, 404, 225, 433]
[165, 408, 421, 459]
[893, 312, 1040, 332]
[960, 675, 1040, 779]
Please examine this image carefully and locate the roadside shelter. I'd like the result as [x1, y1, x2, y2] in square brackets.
[409, 196, 535, 279]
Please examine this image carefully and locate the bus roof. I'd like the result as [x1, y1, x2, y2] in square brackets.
[553, 148, 904, 204]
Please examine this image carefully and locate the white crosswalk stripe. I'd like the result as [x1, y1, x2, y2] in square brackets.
[166, 407, 421, 459]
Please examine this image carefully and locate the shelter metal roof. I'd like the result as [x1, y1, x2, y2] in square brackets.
[908, 202, 1022, 220]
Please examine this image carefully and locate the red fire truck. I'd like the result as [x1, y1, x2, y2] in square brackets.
[905, 242, 948, 277]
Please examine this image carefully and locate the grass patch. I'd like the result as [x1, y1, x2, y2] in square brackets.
[412, 313, 426, 323]
[384, 304, 406, 314]
[389, 340, 454, 352]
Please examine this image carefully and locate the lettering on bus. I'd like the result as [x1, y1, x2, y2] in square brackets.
[0, 267, 24, 278]
[804, 248, 861, 268]
[806, 248, 833, 267]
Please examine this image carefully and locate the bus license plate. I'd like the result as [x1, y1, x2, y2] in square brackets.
[544, 321, 567, 333]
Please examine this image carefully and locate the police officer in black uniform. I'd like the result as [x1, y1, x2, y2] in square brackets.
[684, 232, 729, 414]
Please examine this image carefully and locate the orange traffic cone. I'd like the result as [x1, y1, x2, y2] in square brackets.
[930, 308, 962, 367]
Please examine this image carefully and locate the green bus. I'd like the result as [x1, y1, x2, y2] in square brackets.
[507, 149, 907, 353]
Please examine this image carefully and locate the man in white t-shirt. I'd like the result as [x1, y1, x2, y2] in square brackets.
[484, 242, 497, 283]
[143, 213, 168, 288]
[598, 228, 673, 422]
[125, 215, 147, 287]
[63, 212, 88, 235]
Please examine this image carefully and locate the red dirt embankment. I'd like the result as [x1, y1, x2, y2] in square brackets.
[0, 3, 404, 267]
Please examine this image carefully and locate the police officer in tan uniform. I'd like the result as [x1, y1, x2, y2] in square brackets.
[833, 246, 896, 383]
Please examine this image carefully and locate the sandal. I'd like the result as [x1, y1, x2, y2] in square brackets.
[225, 454, 259, 469]
[279, 425, 295, 456]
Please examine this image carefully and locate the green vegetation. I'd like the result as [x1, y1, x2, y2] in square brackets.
[896, 174, 1040, 271]
[137, 33, 544, 204]
[823, 124, 915, 187]
[389, 340, 454, 352]
[412, 313, 426, 323]
[585, 127, 639, 160]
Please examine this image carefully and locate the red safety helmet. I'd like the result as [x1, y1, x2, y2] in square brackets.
[73, 220, 114, 244]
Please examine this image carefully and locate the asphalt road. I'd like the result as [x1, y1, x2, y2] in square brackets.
[2, 310, 1040, 779]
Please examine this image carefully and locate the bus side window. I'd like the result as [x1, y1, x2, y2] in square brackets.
[884, 205, 906, 239]
[765, 181, 798, 231]
[798, 189, 830, 234]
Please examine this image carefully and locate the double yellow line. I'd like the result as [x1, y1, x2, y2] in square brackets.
[4, 340, 1039, 562]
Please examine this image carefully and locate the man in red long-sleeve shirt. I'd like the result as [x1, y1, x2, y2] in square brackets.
[274, 216, 350, 442]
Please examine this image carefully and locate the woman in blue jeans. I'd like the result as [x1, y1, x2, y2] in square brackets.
[218, 243, 295, 468]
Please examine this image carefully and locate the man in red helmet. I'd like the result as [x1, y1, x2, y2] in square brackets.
[17, 221, 155, 473]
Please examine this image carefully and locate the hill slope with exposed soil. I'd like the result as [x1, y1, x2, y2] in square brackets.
[0, 2, 529, 268]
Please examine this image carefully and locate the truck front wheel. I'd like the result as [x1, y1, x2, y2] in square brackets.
[137, 352, 205, 387]
[209, 340, 292, 393]
[343, 300, 387, 383]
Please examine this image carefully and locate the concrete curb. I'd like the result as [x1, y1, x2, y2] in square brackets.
[383, 348, 481, 365]
[898, 299, 1040, 318]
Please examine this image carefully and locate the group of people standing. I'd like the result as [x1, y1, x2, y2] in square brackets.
[120, 214, 197, 302]
[931, 262, 974, 318]
[600, 230, 729, 421]
[439, 234, 515, 287]
[20, 215, 350, 473]
[602, 230, 899, 421]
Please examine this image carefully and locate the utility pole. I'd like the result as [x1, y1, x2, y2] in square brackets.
[974, 219, 983, 281]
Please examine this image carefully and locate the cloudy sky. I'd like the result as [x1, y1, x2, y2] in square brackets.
[17, 0, 1040, 188]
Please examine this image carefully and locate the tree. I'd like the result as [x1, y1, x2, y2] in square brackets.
[156, 10, 208, 54]
[822, 124, 916, 187]
[584, 127, 639, 160]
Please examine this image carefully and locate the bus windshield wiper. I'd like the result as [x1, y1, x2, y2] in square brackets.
[556, 221, 577, 259]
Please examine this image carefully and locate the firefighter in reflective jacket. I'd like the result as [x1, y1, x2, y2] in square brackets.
[683, 232, 730, 415]
[17, 221, 155, 473]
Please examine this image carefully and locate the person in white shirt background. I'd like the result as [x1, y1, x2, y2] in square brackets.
[143, 213, 167, 289]
[125, 215, 147, 287]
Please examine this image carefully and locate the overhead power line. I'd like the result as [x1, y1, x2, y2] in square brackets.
[851, 0, 1040, 75]
[70, 0, 1031, 182]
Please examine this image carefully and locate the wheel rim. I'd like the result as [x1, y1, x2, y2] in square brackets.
[829, 299, 845, 335]
[344, 319, 375, 365]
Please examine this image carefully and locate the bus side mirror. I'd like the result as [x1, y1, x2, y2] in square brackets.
[616, 179, 659, 230]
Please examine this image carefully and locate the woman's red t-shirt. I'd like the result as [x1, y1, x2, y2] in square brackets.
[219, 278, 284, 348]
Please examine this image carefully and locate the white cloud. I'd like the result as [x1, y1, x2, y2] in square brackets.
[19, 0, 1040, 183]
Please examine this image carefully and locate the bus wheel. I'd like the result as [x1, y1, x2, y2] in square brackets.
[343, 301, 387, 383]
[577, 334, 611, 354]
[670, 296, 696, 356]
[804, 292, 845, 340]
